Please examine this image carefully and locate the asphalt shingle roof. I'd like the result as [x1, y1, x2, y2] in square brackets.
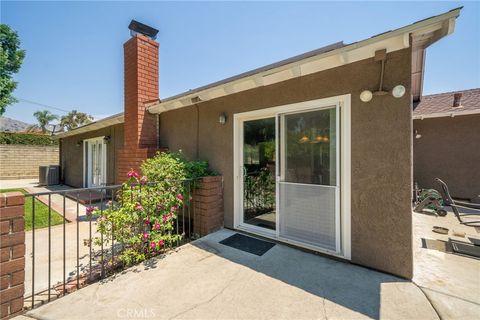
[413, 88, 480, 117]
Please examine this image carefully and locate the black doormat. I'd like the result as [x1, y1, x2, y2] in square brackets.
[449, 239, 480, 259]
[219, 233, 275, 256]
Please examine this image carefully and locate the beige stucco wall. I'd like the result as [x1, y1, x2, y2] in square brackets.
[158, 48, 413, 279]
[0, 145, 59, 179]
[413, 114, 480, 203]
[60, 123, 124, 187]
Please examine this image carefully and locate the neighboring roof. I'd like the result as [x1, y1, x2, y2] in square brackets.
[55, 112, 124, 138]
[413, 88, 480, 119]
[149, 7, 462, 114]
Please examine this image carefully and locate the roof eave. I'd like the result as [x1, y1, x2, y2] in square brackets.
[148, 7, 461, 114]
[55, 113, 124, 139]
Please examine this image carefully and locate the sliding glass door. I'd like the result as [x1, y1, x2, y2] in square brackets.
[236, 98, 344, 254]
[278, 107, 339, 251]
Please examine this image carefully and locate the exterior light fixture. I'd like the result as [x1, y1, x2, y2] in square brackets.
[76, 140, 83, 147]
[103, 136, 111, 144]
[414, 129, 422, 139]
[218, 113, 227, 125]
[392, 85, 406, 98]
[360, 90, 373, 102]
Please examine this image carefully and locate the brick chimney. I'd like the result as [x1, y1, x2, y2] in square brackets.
[453, 93, 462, 108]
[116, 27, 161, 183]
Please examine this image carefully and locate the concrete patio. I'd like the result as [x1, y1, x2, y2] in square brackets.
[413, 209, 480, 319]
[22, 229, 439, 320]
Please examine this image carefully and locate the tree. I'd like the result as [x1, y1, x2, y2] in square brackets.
[0, 24, 25, 115]
[31, 110, 58, 134]
[60, 110, 93, 131]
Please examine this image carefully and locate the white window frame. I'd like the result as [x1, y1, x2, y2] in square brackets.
[233, 94, 351, 260]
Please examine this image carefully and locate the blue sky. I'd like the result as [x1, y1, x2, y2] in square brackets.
[1, 1, 479, 124]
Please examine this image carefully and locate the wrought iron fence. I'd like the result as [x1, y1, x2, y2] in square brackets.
[25, 179, 196, 309]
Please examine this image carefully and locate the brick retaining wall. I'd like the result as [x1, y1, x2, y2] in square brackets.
[0, 192, 25, 319]
[0, 145, 59, 180]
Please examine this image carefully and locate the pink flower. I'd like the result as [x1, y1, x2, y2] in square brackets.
[106, 200, 112, 207]
[135, 203, 144, 211]
[176, 194, 184, 201]
[156, 203, 164, 211]
[162, 213, 172, 223]
[158, 239, 165, 247]
[140, 176, 148, 185]
[154, 223, 161, 230]
[143, 233, 149, 240]
[170, 205, 178, 212]
[127, 170, 139, 178]
[151, 241, 156, 249]
[144, 218, 150, 225]
[86, 206, 95, 216]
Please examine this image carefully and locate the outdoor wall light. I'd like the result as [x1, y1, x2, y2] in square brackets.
[392, 85, 406, 98]
[414, 129, 422, 139]
[218, 113, 227, 125]
[103, 136, 111, 144]
[76, 140, 83, 147]
[360, 90, 373, 102]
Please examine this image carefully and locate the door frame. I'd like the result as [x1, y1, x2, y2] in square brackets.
[233, 94, 351, 260]
[83, 136, 107, 188]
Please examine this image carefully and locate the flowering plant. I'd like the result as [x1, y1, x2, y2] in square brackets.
[93, 151, 216, 267]
[94, 170, 185, 266]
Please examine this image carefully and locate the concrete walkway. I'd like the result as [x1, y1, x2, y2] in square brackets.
[24, 229, 438, 320]
[413, 210, 480, 319]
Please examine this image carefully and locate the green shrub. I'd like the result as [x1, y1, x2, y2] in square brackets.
[93, 151, 216, 267]
[0, 132, 57, 145]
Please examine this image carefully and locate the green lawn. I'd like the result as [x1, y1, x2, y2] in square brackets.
[0, 188, 65, 231]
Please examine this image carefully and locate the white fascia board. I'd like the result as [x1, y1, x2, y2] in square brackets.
[148, 8, 461, 114]
[413, 109, 480, 120]
[55, 114, 124, 139]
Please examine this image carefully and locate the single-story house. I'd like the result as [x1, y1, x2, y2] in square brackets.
[56, 8, 462, 279]
[413, 88, 480, 203]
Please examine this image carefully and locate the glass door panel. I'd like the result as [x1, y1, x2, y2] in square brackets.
[242, 117, 276, 230]
[278, 107, 339, 251]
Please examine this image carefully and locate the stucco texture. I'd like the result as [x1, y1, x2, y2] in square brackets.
[159, 48, 413, 278]
[60, 124, 124, 187]
[413, 114, 480, 203]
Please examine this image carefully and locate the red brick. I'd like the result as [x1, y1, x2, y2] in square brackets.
[11, 219, 24, 233]
[0, 248, 9, 263]
[0, 284, 24, 301]
[1, 302, 8, 318]
[0, 206, 24, 221]
[0, 221, 9, 235]
[9, 296, 24, 313]
[10, 271, 24, 287]
[0, 196, 6, 208]
[0, 258, 24, 276]
[11, 245, 24, 259]
[4, 193, 24, 206]
[0, 232, 24, 249]
[0, 275, 9, 290]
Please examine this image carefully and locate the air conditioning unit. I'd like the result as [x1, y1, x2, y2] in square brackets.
[39, 165, 60, 186]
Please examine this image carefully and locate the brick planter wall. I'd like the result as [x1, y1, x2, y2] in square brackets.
[192, 176, 224, 236]
[0, 192, 25, 319]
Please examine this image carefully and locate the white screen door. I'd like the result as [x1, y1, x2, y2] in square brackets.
[278, 106, 340, 252]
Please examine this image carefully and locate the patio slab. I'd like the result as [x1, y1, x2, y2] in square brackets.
[413, 210, 480, 319]
[24, 229, 438, 320]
